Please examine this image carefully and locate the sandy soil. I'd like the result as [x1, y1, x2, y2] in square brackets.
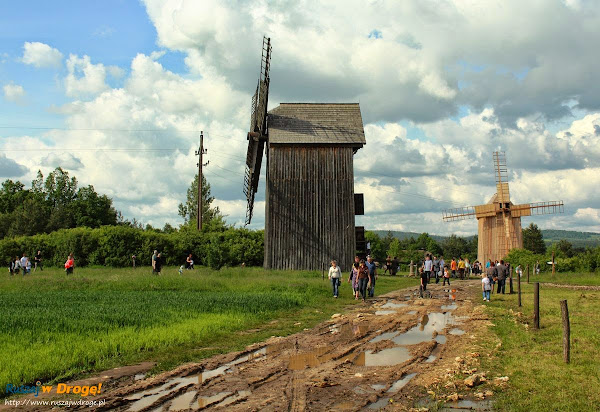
[20, 279, 504, 411]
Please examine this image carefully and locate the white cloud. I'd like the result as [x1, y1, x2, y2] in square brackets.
[21, 42, 63, 68]
[65, 54, 109, 97]
[40, 153, 84, 170]
[3, 83, 26, 104]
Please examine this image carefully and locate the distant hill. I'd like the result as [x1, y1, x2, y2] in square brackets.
[370, 229, 600, 248]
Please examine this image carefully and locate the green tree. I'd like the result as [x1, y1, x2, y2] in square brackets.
[442, 234, 470, 259]
[178, 173, 225, 230]
[553, 239, 574, 258]
[522, 223, 546, 254]
[71, 185, 117, 228]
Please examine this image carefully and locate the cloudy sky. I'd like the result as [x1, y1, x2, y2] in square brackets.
[1, 0, 600, 235]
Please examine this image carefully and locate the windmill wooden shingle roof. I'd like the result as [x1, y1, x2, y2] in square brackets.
[268, 103, 366, 145]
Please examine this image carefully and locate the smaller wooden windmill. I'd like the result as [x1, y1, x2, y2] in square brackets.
[442, 152, 564, 263]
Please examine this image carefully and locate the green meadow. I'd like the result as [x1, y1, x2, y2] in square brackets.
[0, 266, 414, 395]
[480, 274, 600, 411]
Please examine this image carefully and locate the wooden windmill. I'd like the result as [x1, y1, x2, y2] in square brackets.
[442, 151, 564, 263]
[243, 37, 367, 270]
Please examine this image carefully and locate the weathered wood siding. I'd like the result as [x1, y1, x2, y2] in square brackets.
[265, 144, 356, 271]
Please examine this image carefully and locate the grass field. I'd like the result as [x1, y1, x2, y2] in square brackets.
[526, 272, 600, 286]
[0, 266, 415, 395]
[480, 275, 600, 411]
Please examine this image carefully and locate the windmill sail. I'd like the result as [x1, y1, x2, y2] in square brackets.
[244, 37, 272, 225]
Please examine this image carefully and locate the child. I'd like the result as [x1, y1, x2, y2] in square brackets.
[178, 265, 185, 275]
[443, 266, 450, 286]
[482, 274, 491, 301]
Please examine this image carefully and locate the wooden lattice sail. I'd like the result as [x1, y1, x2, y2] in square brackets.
[442, 152, 564, 263]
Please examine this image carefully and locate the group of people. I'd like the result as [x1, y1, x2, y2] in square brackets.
[8, 251, 43, 275]
[328, 256, 378, 302]
[7, 251, 76, 275]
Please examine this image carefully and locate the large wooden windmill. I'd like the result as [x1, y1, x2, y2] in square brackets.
[442, 151, 564, 263]
[243, 37, 366, 270]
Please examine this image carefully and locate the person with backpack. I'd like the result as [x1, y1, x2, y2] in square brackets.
[486, 260, 497, 294]
[496, 260, 508, 294]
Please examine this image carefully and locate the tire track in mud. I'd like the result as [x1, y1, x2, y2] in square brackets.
[35, 280, 494, 411]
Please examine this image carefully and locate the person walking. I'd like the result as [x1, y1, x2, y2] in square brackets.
[64, 253, 74, 275]
[451, 258, 457, 278]
[465, 258, 471, 278]
[13, 256, 21, 275]
[438, 256, 445, 284]
[391, 256, 399, 276]
[20, 254, 29, 275]
[365, 256, 377, 298]
[8, 258, 15, 276]
[328, 260, 342, 298]
[186, 253, 194, 269]
[154, 253, 163, 275]
[432, 255, 439, 283]
[458, 257, 465, 279]
[535, 260, 540, 275]
[384, 256, 392, 275]
[496, 260, 507, 294]
[420, 266, 429, 296]
[423, 254, 433, 282]
[34, 250, 43, 272]
[443, 266, 450, 286]
[482, 273, 492, 302]
[348, 262, 360, 300]
[152, 250, 158, 273]
[486, 260, 497, 294]
[357, 259, 369, 302]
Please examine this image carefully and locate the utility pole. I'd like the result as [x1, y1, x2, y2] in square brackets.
[195, 132, 208, 231]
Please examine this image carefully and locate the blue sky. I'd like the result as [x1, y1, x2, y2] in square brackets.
[1, 0, 600, 235]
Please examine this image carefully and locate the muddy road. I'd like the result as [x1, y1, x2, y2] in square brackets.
[33, 280, 500, 411]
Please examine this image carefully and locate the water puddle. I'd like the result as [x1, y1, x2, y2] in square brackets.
[288, 347, 332, 370]
[375, 310, 397, 316]
[408, 310, 417, 315]
[391, 313, 454, 346]
[367, 397, 391, 409]
[435, 335, 447, 344]
[134, 374, 145, 381]
[441, 303, 457, 310]
[381, 302, 407, 309]
[449, 328, 465, 336]
[197, 391, 232, 408]
[168, 390, 196, 411]
[126, 376, 199, 411]
[370, 332, 398, 343]
[354, 346, 411, 367]
[386, 372, 417, 393]
[371, 384, 386, 391]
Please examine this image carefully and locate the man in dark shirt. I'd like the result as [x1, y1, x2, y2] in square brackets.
[496, 260, 507, 294]
[391, 257, 398, 276]
[365, 256, 377, 298]
[34, 250, 42, 272]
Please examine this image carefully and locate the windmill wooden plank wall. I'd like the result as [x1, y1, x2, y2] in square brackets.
[264, 103, 365, 271]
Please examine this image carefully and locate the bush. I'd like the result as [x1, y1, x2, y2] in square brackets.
[1, 225, 264, 268]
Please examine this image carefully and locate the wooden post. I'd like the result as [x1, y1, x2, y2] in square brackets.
[560, 300, 570, 363]
[322, 262, 325, 281]
[533, 282, 540, 329]
[526, 264, 530, 284]
[517, 270, 521, 307]
[552, 251, 555, 276]
[409, 260, 414, 277]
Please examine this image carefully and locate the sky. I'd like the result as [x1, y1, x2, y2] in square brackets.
[1, 0, 600, 236]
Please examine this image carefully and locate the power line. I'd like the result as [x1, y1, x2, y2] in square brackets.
[0, 125, 203, 133]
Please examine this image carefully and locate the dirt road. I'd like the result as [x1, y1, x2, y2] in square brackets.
[32, 279, 501, 411]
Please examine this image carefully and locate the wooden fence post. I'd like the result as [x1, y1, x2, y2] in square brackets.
[517, 270, 522, 307]
[533, 282, 540, 329]
[526, 264, 530, 284]
[409, 260, 414, 277]
[560, 300, 570, 363]
[552, 252, 556, 276]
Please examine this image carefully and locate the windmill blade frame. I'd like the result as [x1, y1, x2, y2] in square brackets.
[244, 36, 272, 225]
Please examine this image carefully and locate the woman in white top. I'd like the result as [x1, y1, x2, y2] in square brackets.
[328, 260, 342, 298]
